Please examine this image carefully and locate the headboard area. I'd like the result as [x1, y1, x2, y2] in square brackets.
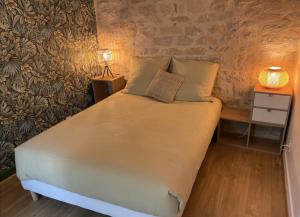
[94, 0, 300, 108]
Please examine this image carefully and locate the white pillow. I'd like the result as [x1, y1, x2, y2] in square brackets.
[170, 58, 219, 101]
[123, 56, 171, 96]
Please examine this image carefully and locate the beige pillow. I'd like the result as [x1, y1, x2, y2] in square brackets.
[170, 58, 219, 101]
[123, 56, 171, 96]
[145, 69, 184, 103]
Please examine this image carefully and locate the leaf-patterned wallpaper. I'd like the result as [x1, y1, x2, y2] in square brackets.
[0, 0, 100, 179]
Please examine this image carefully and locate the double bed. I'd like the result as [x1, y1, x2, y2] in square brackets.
[15, 92, 221, 217]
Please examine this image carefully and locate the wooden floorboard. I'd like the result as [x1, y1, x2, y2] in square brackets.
[183, 144, 287, 217]
[0, 143, 287, 217]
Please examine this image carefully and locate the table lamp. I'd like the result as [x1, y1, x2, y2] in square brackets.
[258, 66, 289, 89]
[98, 49, 114, 78]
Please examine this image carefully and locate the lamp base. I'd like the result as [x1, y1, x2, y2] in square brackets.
[102, 65, 114, 78]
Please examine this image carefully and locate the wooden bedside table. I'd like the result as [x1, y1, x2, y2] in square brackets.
[247, 84, 293, 154]
[217, 107, 251, 145]
[91, 75, 126, 103]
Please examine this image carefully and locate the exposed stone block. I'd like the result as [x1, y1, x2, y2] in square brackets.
[152, 36, 174, 46]
[138, 4, 157, 17]
[184, 47, 206, 55]
[170, 16, 190, 23]
[160, 25, 183, 35]
[176, 36, 194, 46]
[163, 48, 185, 56]
[185, 26, 202, 36]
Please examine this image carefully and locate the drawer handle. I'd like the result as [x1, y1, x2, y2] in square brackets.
[267, 109, 272, 112]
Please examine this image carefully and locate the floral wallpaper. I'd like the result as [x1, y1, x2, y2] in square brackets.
[0, 0, 100, 180]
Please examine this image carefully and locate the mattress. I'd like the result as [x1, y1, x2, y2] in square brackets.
[15, 92, 221, 217]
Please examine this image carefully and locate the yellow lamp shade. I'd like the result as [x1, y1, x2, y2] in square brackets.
[258, 66, 289, 89]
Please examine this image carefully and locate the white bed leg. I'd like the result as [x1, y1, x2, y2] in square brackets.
[30, 191, 39, 201]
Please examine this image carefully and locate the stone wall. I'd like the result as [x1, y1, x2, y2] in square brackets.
[94, 0, 300, 108]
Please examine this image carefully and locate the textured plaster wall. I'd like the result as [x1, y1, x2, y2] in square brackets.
[0, 0, 99, 179]
[94, 0, 300, 108]
[285, 43, 300, 217]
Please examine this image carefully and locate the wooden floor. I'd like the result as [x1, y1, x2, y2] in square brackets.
[0, 144, 287, 217]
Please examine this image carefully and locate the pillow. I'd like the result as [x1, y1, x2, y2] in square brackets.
[170, 58, 219, 101]
[145, 69, 184, 103]
[123, 56, 171, 96]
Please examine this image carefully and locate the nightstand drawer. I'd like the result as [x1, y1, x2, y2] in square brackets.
[254, 93, 290, 110]
[252, 108, 287, 126]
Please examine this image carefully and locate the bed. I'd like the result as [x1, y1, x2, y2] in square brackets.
[15, 92, 222, 217]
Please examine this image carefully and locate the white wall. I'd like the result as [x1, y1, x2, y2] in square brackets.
[285, 45, 300, 217]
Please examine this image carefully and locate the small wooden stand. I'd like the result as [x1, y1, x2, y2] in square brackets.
[91, 75, 126, 103]
[217, 107, 250, 145]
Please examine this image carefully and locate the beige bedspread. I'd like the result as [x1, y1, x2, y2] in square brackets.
[15, 92, 221, 217]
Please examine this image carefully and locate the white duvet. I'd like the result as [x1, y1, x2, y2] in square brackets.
[15, 93, 221, 217]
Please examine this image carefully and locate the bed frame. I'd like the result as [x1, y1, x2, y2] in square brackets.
[22, 180, 183, 217]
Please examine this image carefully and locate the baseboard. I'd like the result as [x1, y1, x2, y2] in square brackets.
[283, 150, 295, 217]
[0, 167, 16, 182]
